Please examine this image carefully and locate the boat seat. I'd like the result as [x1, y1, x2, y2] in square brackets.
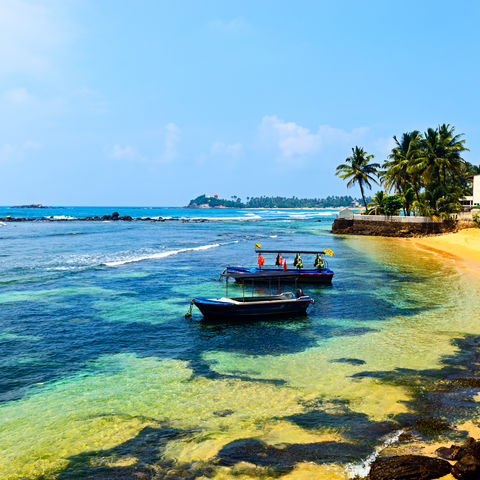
[217, 297, 241, 304]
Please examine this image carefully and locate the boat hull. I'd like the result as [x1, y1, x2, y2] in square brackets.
[225, 266, 334, 285]
[194, 296, 313, 320]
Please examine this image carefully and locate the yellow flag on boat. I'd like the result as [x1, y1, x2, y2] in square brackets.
[323, 248, 334, 257]
[255, 243, 261, 249]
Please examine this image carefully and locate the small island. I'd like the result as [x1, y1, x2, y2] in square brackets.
[187, 194, 367, 209]
[11, 204, 53, 209]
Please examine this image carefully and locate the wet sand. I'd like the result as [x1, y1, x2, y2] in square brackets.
[388, 229, 480, 479]
[410, 228, 480, 274]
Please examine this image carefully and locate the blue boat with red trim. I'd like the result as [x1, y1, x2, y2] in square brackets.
[224, 249, 335, 285]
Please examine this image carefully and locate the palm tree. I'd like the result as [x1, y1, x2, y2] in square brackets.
[413, 124, 468, 188]
[336, 146, 380, 208]
[382, 131, 422, 215]
[406, 124, 468, 216]
[367, 191, 387, 215]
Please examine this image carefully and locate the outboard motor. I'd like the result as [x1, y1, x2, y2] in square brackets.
[295, 288, 303, 298]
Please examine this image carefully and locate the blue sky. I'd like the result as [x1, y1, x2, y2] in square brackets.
[1, 0, 480, 206]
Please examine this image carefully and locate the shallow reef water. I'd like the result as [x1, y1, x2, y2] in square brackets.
[1, 209, 480, 479]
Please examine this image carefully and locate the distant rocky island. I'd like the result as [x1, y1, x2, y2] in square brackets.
[187, 194, 368, 209]
[11, 204, 53, 209]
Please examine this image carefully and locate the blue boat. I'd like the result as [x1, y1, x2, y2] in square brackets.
[192, 291, 314, 320]
[224, 249, 335, 285]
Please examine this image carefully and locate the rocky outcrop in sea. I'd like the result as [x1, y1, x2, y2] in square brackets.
[0, 212, 210, 223]
[365, 437, 480, 479]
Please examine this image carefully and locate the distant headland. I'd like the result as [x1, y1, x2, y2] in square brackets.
[187, 194, 368, 209]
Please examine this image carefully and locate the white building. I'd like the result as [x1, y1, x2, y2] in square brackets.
[460, 175, 480, 210]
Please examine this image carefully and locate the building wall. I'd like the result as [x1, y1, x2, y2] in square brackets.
[352, 214, 439, 223]
[474, 175, 480, 205]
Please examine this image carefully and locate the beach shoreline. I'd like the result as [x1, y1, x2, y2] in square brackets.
[362, 228, 480, 479]
[408, 228, 480, 274]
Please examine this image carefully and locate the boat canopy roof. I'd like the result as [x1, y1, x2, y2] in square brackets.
[255, 249, 326, 254]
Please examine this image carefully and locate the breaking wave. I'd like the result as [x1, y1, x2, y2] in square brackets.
[344, 429, 404, 478]
[103, 242, 236, 267]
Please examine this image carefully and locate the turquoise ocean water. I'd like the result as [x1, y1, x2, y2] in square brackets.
[1, 207, 480, 479]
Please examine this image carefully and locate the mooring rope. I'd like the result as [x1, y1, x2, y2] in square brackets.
[218, 268, 227, 281]
[185, 299, 195, 318]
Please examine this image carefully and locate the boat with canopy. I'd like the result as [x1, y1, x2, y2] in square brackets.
[186, 266, 314, 320]
[223, 247, 335, 285]
[190, 290, 314, 320]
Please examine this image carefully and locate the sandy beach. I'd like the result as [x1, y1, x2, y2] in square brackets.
[394, 227, 480, 479]
[411, 228, 480, 272]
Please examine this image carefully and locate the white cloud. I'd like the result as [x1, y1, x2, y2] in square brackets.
[259, 116, 321, 157]
[110, 144, 143, 161]
[163, 122, 180, 162]
[3, 87, 32, 104]
[258, 115, 369, 159]
[0, 0, 70, 77]
[210, 141, 242, 156]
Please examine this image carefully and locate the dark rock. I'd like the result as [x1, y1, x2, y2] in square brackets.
[217, 438, 371, 472]
[450, 377, 480, 388]
[111, 211, 119, 220]
[452, 453, 480, 479]
[398, 432, 414, 442]
[456, 437, 480, 462]
[331, 217, 460, 237]
[415, 417, 451, 437]
[367, 455, 451, 480]
[330, 357, 366, 365]
[213, 409, 234, 417]
[436, 445, 462, 460]
[119, 215, 132, 221]
[464, 437, 476, 450]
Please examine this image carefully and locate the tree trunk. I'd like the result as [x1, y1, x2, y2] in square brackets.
[359, 183, 367, 208]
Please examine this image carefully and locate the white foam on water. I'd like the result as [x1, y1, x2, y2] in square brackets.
[182, 215, 262, 221]
[313, 211, 339, 216]
[47, 266, 82, 271]
[48, 216, 77, 220]
[0, 222, 6, 226]
[344, 429, 404, 479]
[103, 241, 236, 267]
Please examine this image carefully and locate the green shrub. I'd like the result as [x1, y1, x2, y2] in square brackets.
[473, 212, 480, 227]
[384, 194, 403, 216]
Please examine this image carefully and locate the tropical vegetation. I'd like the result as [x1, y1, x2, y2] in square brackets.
[337, 124, 478, 218]
[187, 194, 370, 209]
[335, 146, 381, 208]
